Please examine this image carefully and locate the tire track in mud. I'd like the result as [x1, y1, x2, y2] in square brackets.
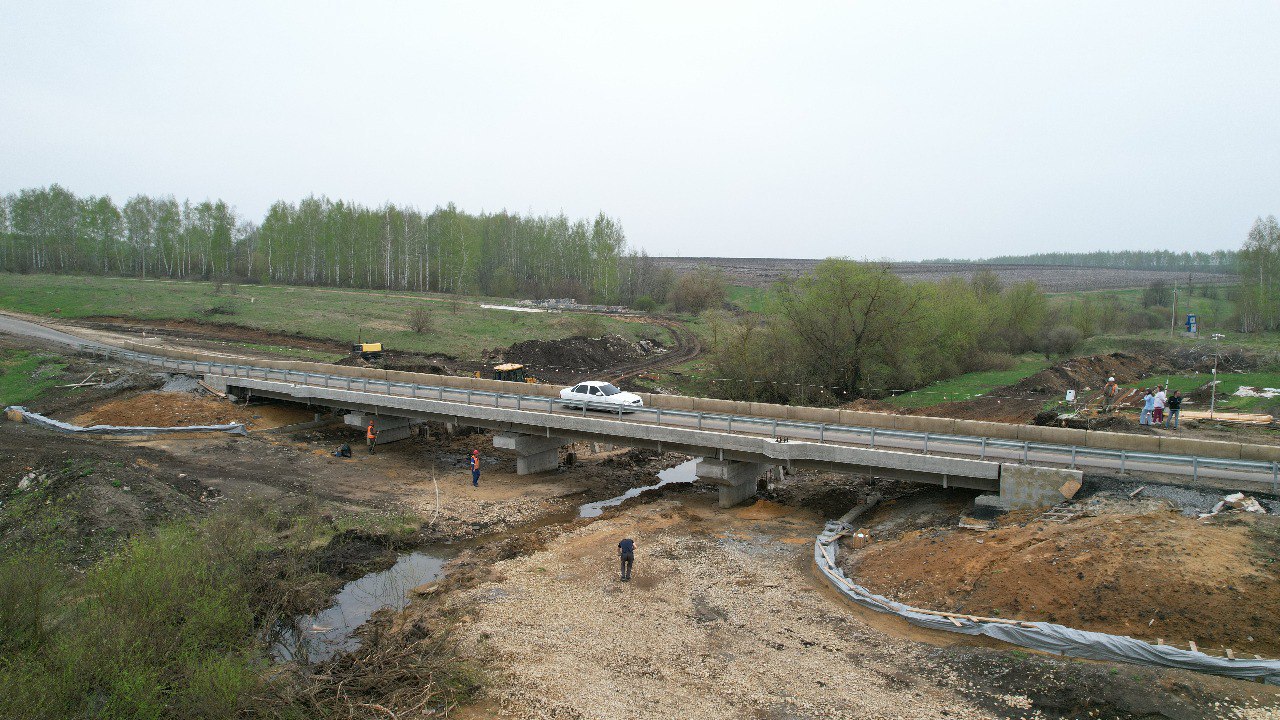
[607, 316, 701, 384]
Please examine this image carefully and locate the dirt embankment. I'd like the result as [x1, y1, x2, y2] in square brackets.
[70, 391, 261, 428]
[847, 498, 1280, 658]
[76, 316, 347, 353]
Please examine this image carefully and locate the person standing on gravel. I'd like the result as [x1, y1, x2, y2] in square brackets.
[366, 420, 378, 454]
[1153, 385, 1167, 425]
[1140, 389, 1155, 425]
[470, 449, 481, 487]
[1166, 390, 1183, 429]
[618, 537, 636, 581]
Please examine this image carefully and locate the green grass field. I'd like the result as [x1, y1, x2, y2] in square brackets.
[1121, 371, 1280, 414]
[727, 285, 769, 313]
[886, 355, 1053, 408]
[0, 349, 66, 407]
[0, 274, 675, 360]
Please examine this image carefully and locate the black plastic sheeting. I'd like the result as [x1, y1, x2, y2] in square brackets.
[815, 521, 1280, 685]
[5, 406, 246, 436]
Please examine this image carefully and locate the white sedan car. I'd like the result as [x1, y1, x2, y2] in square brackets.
[559, 381, 644, 412]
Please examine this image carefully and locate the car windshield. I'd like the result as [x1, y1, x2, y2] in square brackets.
[599, 383, 621, 396]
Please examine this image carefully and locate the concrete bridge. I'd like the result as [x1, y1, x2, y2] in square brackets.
[213, 374, 1076, 509]
[2, 312, 1276, 510]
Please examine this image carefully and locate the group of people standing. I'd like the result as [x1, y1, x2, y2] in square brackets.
[1101, 377, 1182, 428]
[1139, 384, 1183, 428]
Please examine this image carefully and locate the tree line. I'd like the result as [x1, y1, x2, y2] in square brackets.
[703, 260, 1053, 403]
[1237, 215, 1280, 332]
[0, 185, 674, 305]
[928, 250, 1237, 272]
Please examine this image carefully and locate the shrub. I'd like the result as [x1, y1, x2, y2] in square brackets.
[408, 306, 434, 334]
[1040, 325, 1083, 358]
[633, 296, 657, 312]
[667, 267, 727, 313]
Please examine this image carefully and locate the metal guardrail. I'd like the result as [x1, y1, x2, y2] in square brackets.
[86, 344, 1280, 490]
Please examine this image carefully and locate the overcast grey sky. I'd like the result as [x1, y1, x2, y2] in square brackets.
[2, 2, 1278, 260]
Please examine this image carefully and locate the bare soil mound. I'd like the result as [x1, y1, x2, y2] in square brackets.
[848, 510, 1280, 657]
[492, 334, 662, 373]
[336, 349, 457, 375]
[72, 391, 256, 427]
[78, 316, 345, 353]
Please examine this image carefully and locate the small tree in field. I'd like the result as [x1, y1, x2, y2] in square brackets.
[408, 306, 434, 334]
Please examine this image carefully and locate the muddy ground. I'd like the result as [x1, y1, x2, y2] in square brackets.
[4, 339, 1280, 718]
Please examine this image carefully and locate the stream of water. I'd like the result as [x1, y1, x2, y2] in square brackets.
[273, 549, 452, 664]
[274, 460, 696, 663]
[578, 458, 698, 518]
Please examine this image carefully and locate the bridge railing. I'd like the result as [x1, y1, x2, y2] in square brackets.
[84, 344, 1280, 490]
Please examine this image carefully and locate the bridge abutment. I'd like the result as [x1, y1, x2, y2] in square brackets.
[494, 432, 569, 474]
[975, 464, 1083, 510]
[695, 458, 767, 508]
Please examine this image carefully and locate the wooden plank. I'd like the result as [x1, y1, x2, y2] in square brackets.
[1129, 486, 1147, 498]
[197, 380, 227, 399]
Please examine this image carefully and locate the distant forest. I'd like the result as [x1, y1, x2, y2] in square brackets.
[0, 185, 673, 305]
[935, 250, 1238, 272]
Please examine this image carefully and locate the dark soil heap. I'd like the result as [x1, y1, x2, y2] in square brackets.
[493, 334, 661, 373]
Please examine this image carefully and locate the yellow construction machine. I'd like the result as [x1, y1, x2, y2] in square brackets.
[491, 363, 538, 383]
[351, 341, 384, 362]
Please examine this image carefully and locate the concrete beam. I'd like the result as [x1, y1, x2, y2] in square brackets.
[976, 464, 1084, 511]
[494, 432, 569, 475]
[344, 413, 413, 444]
[696, 458, 766, 508]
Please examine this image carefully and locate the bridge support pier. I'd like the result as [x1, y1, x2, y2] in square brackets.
[344, 413, 414, 444]
[975, 464, 1084, 510]
[493, 432, 569, 474]
[696, 458, 767, 508]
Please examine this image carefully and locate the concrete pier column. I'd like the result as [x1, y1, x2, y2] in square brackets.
[344, 413, 414, 444]
[975, 464, 1083, 510]
[493, 432, 569, 474]
[695, 458, 767, 508]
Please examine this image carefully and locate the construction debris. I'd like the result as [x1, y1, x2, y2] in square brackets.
[1039, 504, 1081, 523]
[1180, 410, 1274, 425]
[1198, 492, 1269, 518]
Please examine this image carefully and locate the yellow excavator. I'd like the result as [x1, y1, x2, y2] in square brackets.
[351, 341, 383, 362]
[489, 363, 538, 383]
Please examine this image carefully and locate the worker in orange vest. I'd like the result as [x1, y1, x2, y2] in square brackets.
[470, 449, 481, 487]
[366, 420, 377, 454]
[1102, 377, 1118, 413]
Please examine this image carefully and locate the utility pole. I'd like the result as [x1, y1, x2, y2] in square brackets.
[1209, 333, 1224, 419]
[1170, 283, 1178, 339]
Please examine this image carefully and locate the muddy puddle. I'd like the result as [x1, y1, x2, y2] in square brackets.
[274, 549, 454, 664]
[578, 458, 697, 518]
